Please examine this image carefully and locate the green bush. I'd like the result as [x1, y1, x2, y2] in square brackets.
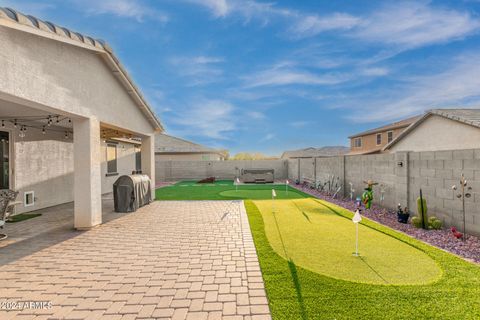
[412, 216, 423, 228]
[429, 217, 443, 230]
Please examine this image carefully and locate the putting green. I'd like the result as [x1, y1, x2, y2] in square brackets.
[219, 189, 306, 200]
[254, 198, 442, 285]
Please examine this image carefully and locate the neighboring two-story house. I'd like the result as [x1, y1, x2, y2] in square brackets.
[348, 116, 419, 155]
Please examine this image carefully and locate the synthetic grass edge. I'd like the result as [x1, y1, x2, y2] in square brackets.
[243, 200, 480, 320]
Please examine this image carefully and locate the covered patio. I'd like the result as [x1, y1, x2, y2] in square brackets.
[0, 195, 124, 264]
[0, 7, 162, 231]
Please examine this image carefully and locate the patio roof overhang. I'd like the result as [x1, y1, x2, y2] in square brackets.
[0, 7, 164, 133]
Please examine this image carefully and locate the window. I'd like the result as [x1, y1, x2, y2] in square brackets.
[387, 131, 394, 143]
[135, 147, 141, 172]
[354, 138, 362, 148]
[0, 131, 9, 189]
[106, 143, 118, 175]
[376, 133, 382, 145]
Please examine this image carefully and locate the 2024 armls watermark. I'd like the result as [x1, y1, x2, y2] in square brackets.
[1, 300, 52, 311]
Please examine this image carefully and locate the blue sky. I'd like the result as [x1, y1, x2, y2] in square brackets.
[3, 0, 480, 155]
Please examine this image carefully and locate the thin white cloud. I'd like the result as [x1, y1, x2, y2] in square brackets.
[247, 111, 265, 120]
[186, 0, 229, 17]
[0, 1, 55, 16]
[185, 0, 479, 53]
[260, 133, 275, 142]
[352, 2, 480, 49]
[347, 54, 480, 122]
[170, 55, 224, 86]
[185, 0, 285, 21]
[170, 100, 236, 139]
[289, 121, 312, 128]
[288, 13, 361, 39]
[74, 0, 168, 22]
[244, 66, 350, 88]
[185, 0, 357, 35]
[361, 67, 389, 77]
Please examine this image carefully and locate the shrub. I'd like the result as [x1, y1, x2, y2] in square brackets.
[429, 217, 443, 230]
[412, 216, 423, 228]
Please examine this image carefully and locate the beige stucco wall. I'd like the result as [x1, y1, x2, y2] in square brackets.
[155, 153, 223, 161]
[390, 115, 480, 152]
[100, 142, 138, 193]
[0, 26, 155, 136]
[9, 121, 137, 214]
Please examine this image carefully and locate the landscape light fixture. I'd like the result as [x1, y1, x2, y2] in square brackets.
[451, 173, 472, 241]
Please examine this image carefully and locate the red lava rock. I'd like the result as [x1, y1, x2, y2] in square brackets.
[294, 184, 480, 264]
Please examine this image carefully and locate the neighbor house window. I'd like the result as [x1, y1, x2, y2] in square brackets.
[354, 138, 362, 148]
[376, 133, 382, 145]
[106, 143, 118, 175]
[387, 131, 394, 143]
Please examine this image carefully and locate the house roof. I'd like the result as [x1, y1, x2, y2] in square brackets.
[383, 108, 480, 151]
[348, 115, 420, 139]
[281, 146, 349, 159]
[155, 133, 224, 155]
[347, 148, 383, 156]
[0, 7, 163, 132]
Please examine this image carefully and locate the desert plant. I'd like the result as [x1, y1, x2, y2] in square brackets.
[411, 216, 423, 228]
[416, 191, 428, 229]
[429, 216, 443, 230]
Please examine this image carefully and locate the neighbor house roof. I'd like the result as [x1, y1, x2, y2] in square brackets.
[383, 108, 480, 151]
[155, 134, 224, 155]
[281, 146, 349, 159]
[348, 115, 420, 139]
[0, 7, 163, 131]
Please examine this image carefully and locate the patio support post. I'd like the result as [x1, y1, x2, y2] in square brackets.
[141, 134, 155, 201]
[73, 116, 102, 229]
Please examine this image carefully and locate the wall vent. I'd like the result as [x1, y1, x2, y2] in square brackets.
[24, 191, 35, 207]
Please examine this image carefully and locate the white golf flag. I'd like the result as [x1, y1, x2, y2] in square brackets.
[286, 179, 289, 185]
[272, 189, 277, 198]
[352, 210, 362, 224]
[236, 178, 240, 184]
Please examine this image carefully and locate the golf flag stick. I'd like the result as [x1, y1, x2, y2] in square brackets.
[352, 209, 362, 257]
[286, 179, 289, 194]
[272, 189, 277, 213]
[235, 177, 240, 192]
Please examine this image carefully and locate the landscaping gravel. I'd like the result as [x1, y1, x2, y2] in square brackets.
[293, 184, 480, 264]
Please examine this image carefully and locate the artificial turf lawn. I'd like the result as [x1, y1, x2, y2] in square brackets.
[245, 200, 480, 319]
[6, 213, 42, 223]
[156, 180, 309, 200]
[254, 198, 441, 285]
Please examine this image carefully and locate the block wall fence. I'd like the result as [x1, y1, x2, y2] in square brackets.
[156, 160, 288, 182]
[156, 150, 480, 236]
[287, 149, 480, 236]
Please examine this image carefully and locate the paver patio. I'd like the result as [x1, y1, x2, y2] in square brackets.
[0, 200, 271, 320]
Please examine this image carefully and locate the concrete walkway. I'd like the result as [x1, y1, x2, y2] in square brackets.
[0, 201, 271, 320]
